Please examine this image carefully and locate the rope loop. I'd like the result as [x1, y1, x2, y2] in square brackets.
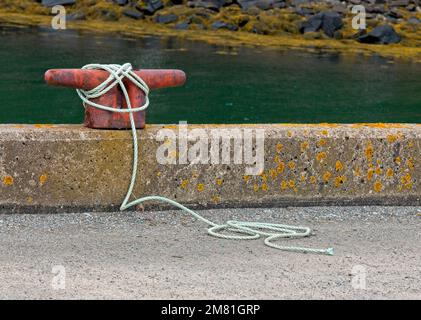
[76, 63, 333, 256]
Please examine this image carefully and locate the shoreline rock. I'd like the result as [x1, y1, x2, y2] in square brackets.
[4, 0, 421, 46]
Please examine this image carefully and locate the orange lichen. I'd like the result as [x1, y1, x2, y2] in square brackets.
[262, 183, 268, 191]
[386, 168, 394, 178]
[310, 176, 317, 184]
[401, 173, 413, 189]
[387, 134, 398, 143]
[276, 143, 284, 153]
[300, 141, 309, 152]
[365, 142, 373, 163]
[243, 175, 250, 182]
[373, 181, 383, 192]
[281, 180, 288, 190]
[323, 171, 332, 182]
[334, 176, 347, 187]
[335, 160, 343, 172]
[2, 175, 13, 186]
[288, 161, 296, 170]
[253, 183, 259, 192]
[197, 183, 204, 192]
[375, 167, 382, 175]
[353, 167, 361, 177]
[316, 152, 327, 162]
[394, 156, 402, 165]
[269, 169, 277, 179]
[180, 179, 189, 189]
[406, 157, 414, 169]
[277, 162, 285, 173]
[39, 174, 47, 186]
[216, 178, 223, 186]
[367, 169, 374, 181]
[317, 139, 327, 147]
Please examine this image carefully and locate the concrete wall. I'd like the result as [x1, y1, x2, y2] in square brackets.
[0, 123, 420, 213]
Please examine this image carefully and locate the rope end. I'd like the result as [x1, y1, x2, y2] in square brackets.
[325, 248, 334, 256]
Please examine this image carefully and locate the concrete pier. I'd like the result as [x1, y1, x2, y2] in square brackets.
[0, 123, 420, 213]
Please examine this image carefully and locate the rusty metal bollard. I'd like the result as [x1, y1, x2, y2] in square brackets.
[44, 68, 186, 129]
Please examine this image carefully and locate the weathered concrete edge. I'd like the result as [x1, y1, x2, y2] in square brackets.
[1, 124, 420, 213]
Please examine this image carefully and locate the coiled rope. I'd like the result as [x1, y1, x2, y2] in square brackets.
[77, 63, 334, 256]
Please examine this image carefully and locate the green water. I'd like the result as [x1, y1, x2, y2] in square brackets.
[0, 24, 420, 124]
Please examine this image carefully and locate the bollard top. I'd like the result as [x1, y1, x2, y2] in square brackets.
[45, 68, 186, 90]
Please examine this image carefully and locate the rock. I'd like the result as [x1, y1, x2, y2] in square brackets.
[187, 0, 228, 11]
[41, 0, 75, 6]
[300, 11, 343, 38]
[237, 0, 286, 11]
[174, 21, 190, 29]
[113, 0, 128, 5]
[408, 17, 420, 24]
[389, 0, 410, 6]
[67, 11, 86, 21]
[122, 8, 144, 20]
[357, 24, 401, 44]
[95, 8, 119, 21]
[154, 14, 178, 24]
[137, 0, 163, 15]
[386, 8, 403, 19]
[211, 21, 238, 31]
[321, 11, 343, 37]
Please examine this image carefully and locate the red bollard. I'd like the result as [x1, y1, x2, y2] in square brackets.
[44, 68, 186, 129]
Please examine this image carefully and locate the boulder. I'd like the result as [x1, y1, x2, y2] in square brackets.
[67, 11, 86, 21]
[357, 24, 401, 44]
[237, 0, 286, 11]
[211, 21, 238, 31]
[300, 11, 343, 38]
[186, 0, 228, 11]
[122, 8, 144, 20]
[41, 0, 75, 6]
[154, 14, 178, 24]
[174, 21, 190, 29]
[113, 0, 128, 5]
[137, 0, 164, 15]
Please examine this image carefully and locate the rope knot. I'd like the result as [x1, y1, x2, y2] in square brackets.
[76, 63, 150, 113]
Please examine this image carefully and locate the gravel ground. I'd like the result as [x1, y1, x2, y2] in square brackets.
[0, 206, 420, 300]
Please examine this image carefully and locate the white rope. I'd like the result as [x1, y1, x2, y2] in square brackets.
[77, 63, 334, 256]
